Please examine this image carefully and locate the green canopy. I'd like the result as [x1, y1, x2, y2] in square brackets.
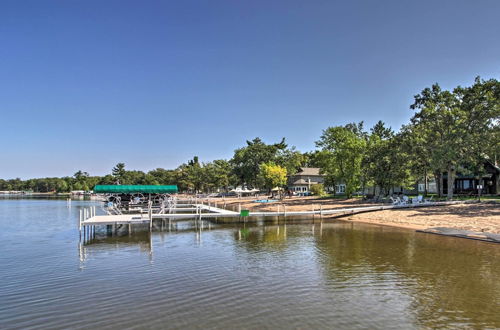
[93, 185, 178, 194]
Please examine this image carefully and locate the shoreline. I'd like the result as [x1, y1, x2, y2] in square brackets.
[219, 196, 500, 234]
[341, 201, 500, 234]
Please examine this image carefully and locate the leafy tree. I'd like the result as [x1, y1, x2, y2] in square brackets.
[275, 148, 304, 176]
[455, 77, 500, 178]
[410, 84, 466, 199]
[112, 163, 126, 184]
[302, 151, 324, 168]
[363, 121, 411, 196]
[258, 162, 287, 193]
[231, 137, 287, 187]
[202, 159, 233, 192]
[148, 168, 177, 185]
[316, 123, 367, 198]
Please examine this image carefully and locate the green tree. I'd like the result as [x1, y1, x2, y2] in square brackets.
[363, 121, 411, 196]
[455, 77, 500, 179]
[73, 170, 90, 191]
[112, 163, 126, 184]
[148, 168, 177, 185]
[231, 137, 287, 187]
[202, 159, 233, 192]
[316, 123, 367, 198]
[410, 84, 465, 199]
[258, 162, 287, 194]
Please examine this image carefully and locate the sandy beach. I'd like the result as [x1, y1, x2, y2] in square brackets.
[345, 202, 500, 234]
[217, 196, 500, 234]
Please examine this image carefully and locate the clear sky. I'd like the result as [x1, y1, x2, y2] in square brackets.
[1, 0, 499, 179]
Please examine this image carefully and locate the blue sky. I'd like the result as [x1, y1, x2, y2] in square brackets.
[1, 0, 499, 179]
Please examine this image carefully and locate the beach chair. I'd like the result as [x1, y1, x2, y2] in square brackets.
[417, 195, 423, 204]
[412, 197, 419, 204]
[401, 196, 409, 205]
[390, 196, 399, 205]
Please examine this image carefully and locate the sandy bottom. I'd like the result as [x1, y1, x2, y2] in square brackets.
[211, 196, 500, 234]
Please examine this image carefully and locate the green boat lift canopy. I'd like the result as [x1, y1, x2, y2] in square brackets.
[94, 185, 178, 194]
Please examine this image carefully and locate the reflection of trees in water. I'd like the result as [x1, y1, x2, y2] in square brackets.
[314, 223, 500, 328]
[232, 225, 294, 253]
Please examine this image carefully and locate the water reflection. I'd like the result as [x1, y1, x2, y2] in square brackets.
[79, 232, 154, 266]
[314, 223, 500, 328]
[2, 198, 499, 329]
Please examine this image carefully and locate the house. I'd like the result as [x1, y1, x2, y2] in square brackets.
[288, 167, 324, 193]
[443, 160, 500, 195]
[287, 167, 346, 194]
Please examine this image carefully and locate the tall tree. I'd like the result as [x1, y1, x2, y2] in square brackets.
[112, 163, 126, 184]
[364, 121, 408, 195]
[316, 122, 367, 198]
[410, 84, 463, 199]
[231, 137, 287, 187]
[258, 162, 287, 195]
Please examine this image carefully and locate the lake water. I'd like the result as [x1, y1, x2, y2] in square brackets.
[0, 199, 499, 329]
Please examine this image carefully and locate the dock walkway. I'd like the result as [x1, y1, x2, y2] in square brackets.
[81, 200, 469, 227]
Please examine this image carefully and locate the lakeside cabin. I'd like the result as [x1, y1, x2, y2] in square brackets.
[443, 161, 500, 195]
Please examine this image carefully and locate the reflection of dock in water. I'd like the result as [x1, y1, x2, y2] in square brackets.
[78, 221, 220, 266]
[79, 232, 154, 265]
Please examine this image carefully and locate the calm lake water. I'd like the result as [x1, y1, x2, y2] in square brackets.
[0, 199, 499, 329]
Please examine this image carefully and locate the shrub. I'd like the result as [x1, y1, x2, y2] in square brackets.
[310, 184, 326, 196]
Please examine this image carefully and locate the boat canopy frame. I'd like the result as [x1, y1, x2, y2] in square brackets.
[94, 185, 178, 194]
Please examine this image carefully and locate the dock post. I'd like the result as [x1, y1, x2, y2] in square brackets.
[79, 210, 82, 241]
[148, 201, 153, 232]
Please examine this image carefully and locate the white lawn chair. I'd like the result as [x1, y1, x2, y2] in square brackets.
[412, 197, 419, 204]
[417, 195, 423, 203]
[390, 196, 399, 205]
[402, 196, 409, 205]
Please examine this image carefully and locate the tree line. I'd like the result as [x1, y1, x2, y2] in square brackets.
[1, 77, 498, 198]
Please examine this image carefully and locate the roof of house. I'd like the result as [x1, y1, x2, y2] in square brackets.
[291, 178, 322, 185]
[295, 167, 322, 176]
